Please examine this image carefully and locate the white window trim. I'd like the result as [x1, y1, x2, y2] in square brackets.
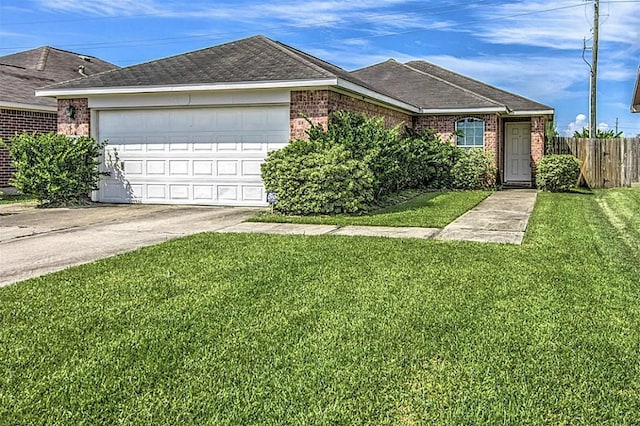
[456, 117, 485, 149]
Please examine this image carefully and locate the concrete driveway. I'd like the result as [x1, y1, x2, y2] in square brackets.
[0, 203, 257, 287]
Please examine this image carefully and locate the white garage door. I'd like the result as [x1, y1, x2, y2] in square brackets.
[96, 106, 289, 206]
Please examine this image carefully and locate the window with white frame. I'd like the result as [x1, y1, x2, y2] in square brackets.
[456, 118, 484, 148]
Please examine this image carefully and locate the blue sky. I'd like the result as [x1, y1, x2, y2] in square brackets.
[2, 0, 639, 136]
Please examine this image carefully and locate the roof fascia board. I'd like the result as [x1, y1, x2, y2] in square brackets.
[632, 68, 640, 113]
[35, 78, 338, 97]
[336, 78, 420, 113]
[509, 109, 555, 116]
[419, 107, 507, 114]
[0, 101, 57, 112]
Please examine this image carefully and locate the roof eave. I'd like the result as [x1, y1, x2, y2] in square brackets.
[0, 101, 57, 112]
[419, 106, 508, 114]
[632, 70, 640, 113]
[509, 109, 555, 116]
[336, 78, 420, 113]
[35, 78, 339, 97]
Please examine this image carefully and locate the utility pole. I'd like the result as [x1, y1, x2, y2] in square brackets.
[590, 0, 599, 138]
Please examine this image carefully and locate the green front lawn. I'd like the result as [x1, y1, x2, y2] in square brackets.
[250, 190, 491, 228]
[1, 189, 639, 424]
[0, 193, 35, 205]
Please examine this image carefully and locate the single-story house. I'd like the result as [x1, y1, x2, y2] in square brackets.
[0, 46, 117, 188]
[633, 66, 640, 113]
[37, 35, 553, 206]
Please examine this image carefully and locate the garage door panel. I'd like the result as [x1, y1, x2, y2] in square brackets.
[193, 142, 213, 151]
[97, 106, 288, 206]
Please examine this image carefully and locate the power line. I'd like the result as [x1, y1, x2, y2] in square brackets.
[0, 1, 591, 55]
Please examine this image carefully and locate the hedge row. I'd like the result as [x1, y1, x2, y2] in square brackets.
[261, 111, 495, 215]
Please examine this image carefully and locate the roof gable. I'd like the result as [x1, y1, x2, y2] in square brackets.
[0, 46, 117, 108]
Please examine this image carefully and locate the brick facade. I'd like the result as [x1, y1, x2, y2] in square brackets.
[531, 116, 546, 165]
[49, 93, 548, 189]
[415, 114, 500, 172]
[327, 91, 412, 128]
[0, 108, 57, 187]
[290, 90, 412, 140]
[290, 90, 331, 140]
[57, 98, 90, 137]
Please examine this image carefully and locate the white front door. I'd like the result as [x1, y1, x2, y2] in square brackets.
[505, 122, 532, 182]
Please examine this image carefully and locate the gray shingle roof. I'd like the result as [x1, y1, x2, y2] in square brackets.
[0, 47, 117, 108]
[404, 60, 552, 112]
[351, 59, 505, 110]
[33, 35, 552, 115]
[41, 35, 379, 93]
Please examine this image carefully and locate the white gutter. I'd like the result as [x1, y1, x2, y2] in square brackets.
[0, 101, 57, 112]
[36, 78, 338, 98]
[419, 106, 508, 114]
[510, 109, 555, 116]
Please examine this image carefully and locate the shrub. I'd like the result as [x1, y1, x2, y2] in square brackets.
[451, 148, 496, 190]
[403, 127, 462, 189]
[535, 154, 581, 192]
[262, 111, 466, 215]
[2, 132, 107, 206]
[261, 141, 374, 215]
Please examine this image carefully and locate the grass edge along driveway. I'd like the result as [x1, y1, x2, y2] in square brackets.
[1, 188, 639, 425]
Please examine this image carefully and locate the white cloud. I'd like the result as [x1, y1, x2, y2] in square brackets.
[418, 54, 587, 103]
[37, 0, 166, 16]
[470, 1, 639, 50]
[564, 113, 588, 136]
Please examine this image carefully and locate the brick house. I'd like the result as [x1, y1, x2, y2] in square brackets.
[37, 35, 553, 206]
[0, 47, 117, 188]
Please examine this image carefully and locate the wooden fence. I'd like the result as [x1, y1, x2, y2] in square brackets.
[548, 137, 640, 188]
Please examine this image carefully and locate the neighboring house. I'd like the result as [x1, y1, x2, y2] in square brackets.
[37, 35, 553, 206]
[0, 47, 117, 188]
[633, 66, 640, 113]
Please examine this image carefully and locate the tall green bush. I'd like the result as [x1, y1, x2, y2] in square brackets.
[450, 148, 496, 190]
[261, 141, 374, 215]
[261, 112, 461, 215]
[2, 132, 107, 206]
[535, 155, 581, 192]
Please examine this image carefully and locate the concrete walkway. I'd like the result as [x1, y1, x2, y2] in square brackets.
[435, 189, 537, 244]
[218, 189, 538, 245]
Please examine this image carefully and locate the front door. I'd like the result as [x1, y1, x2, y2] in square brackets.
[505, 122, 532, 182]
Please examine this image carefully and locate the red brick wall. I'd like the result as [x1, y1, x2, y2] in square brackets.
[290, 90, 330, 140]
[290, 90, 412, 140]
[327, 91, 412, 129]
[57, 98, 90, 137]
[0, 108, 57, 187]
[415, 114, 500, 167]
[531, 116, 546, 165]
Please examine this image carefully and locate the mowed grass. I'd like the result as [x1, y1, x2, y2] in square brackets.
[249, 190, 490, 228]
[1, 189, 639, 424]
[0, 193, 35, 204]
